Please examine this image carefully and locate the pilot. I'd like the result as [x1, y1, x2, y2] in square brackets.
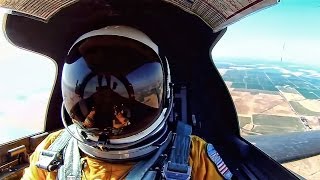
[22, 26, 233, 180]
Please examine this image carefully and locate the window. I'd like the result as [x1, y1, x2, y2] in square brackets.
[212, 0, 320, 179]
[0, 10, 56, 145]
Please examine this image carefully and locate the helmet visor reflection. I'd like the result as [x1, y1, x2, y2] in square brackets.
[62, 36, 164, 139]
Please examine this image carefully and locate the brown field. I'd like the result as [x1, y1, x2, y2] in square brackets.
[229, 90, 297, 117]
[219, 67, 320, 179]
[283, 154, 320, 180]
[228, 87, 320, 179]
[142, 94, 159, 108]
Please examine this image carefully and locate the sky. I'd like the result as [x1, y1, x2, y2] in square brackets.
[212, 0, 320, 66]
[0, 14, 56, 99]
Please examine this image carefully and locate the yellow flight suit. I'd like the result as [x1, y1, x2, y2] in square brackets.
[22, 130, 225, 180]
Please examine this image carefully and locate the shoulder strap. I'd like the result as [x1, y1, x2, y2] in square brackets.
[36, 125, 82, 180]
[162, 121, 192, 180]
[57, 138, 81, 180]
[126, 121, 192, 180]
[125, 132, 173, 179]
[36, 128, 73, 171]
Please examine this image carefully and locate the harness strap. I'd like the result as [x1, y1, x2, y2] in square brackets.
[58, 138, 82, 180]
[36, 123, 192, 180]
[125, 132, 173, 179]
[36, 127, 73, 171]
[163, 121, 192, 180]
[36, 125, 82, 179]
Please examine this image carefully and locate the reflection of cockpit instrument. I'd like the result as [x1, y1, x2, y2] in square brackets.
[113, 104, 131, 128]
[71, 72, 136, 134]
[75, 73, 135, 100]
[1, 0, 317, 179]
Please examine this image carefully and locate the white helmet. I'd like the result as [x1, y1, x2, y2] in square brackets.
[61, 26, 173, 161]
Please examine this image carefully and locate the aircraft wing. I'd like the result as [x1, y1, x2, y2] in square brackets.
[245, 130, 320, 163]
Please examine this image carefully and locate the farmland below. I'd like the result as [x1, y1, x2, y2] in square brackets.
[216, 60, 320, 136]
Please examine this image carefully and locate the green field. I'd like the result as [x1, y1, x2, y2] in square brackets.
[305, 79, 320, 87]
[262, 85, 278, 91]
[296, 88, 320, 99]
[247, 83, 264, 90]
[289, 101, 320, 116]
[244, 77, 259, 84]
[219, 62, 320, 97]
[222, 68, 280, 92]
[277, 86, 300, 94]
[231, 83, 246, 88]
[252, 114, 305, 135]
[234, 89, 279, 95]
[238, 116, 251, 128]
[313, 90, 320, 97]
[252, 126, 298, 135]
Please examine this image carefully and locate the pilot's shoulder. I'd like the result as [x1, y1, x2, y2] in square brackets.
[189, 135, 209, 160]
[190, 135, 207, 150]
[35, 129, 64, 151]
[190, 135, 233, 180]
